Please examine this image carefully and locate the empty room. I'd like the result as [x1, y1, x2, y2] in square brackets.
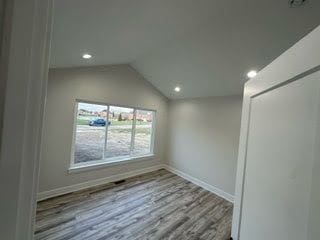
[1, 0, 320, 240]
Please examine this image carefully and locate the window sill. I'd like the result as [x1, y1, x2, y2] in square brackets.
[68, 154, 155, 174]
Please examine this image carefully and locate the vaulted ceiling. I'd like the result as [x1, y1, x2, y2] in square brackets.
[50, 0, 320, 99]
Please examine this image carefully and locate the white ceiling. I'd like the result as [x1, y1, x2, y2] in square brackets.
[51, 0, 320, 99]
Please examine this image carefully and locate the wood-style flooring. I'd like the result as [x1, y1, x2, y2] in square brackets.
[35, 169, 233, 240]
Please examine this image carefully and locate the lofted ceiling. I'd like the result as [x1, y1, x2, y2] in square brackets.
[51, 0, 320, 99]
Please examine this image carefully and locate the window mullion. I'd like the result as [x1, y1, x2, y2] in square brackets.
[103, 105, 110, 159]
[150, 111, 156, 154]
[130, 109, 137, 156]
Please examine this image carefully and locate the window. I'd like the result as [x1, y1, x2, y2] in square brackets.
[105, 106, 134, 159]
[133, 110, 154, 156]
[72, 101, 155, 167]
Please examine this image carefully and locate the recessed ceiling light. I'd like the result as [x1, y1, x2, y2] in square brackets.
[247, 70, 257, 78]
[82, 54, 92, 59]
[174, 86, 181, 92]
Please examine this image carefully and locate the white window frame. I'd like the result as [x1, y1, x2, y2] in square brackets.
[69, 99, 156, 173]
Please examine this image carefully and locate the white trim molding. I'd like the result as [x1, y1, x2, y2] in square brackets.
[37, 165, 163, 201]
[0, 0, 53, 239]
[69, 154, 155, 174]
[163, 165, 234, 203]
[38, 164, 235, 204]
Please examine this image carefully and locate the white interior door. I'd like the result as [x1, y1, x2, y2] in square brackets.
[240, 71, 320, 240]
[232, 25, 320, 240]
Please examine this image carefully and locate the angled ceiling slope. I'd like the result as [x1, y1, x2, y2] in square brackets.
[51, 0, 320, 99]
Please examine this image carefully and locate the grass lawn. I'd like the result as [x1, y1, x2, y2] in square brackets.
[110, 120, 150, 126]
[77, 118, 89, 125]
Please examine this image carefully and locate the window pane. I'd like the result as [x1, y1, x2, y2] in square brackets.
[133, 110, 154, 156]
[105, 106, 134, 159]
[74, 102, 107, 163]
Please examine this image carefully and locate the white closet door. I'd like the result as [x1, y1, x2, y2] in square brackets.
[232, 26, 320, 240]
[240, 71, 320, 240]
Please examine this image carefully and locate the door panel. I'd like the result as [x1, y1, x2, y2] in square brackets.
[240, 71, 320, 240]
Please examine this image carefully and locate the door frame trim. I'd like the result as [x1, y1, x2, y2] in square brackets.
[231, 26, 320, 239]
[0, 0, 53, 239]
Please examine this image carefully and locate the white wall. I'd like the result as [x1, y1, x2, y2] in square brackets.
[38, 65, 168, 193]
[39, 65, 243, 201]
[167, 96, 242, 197]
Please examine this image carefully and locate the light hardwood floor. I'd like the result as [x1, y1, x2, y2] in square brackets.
[35, 169, 233, 240]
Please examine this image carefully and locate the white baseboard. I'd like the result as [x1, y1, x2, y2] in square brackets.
[38, 164, 234, 203]
[37, 165, 164, 201]
[162, 165, 234, 203]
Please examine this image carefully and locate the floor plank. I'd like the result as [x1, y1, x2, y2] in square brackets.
[35, 169, 232, 240]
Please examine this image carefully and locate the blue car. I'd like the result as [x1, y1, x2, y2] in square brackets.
[89, 118, 109, 126]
